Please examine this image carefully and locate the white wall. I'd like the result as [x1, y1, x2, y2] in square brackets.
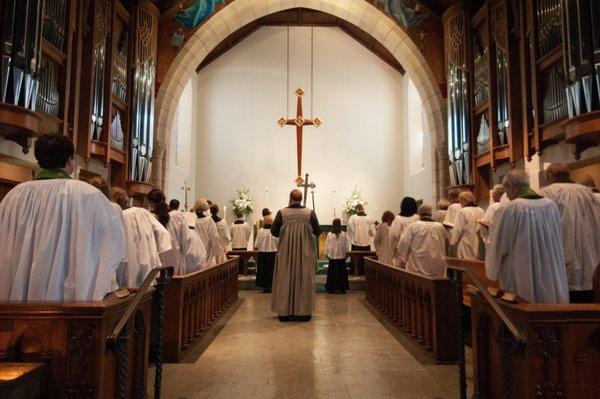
[168, 26, 432, 223]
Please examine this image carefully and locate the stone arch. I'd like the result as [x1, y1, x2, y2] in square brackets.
[153, 0, 449, 198]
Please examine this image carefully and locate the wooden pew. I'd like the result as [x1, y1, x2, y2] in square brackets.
[446, 257, 499, 307]
[347, 251, 377, 276]
[365, 258, 459, 363]
[162, 258, 239, 362]
[227, 250, 258, 275]
[0, 291, 154, 398]
[469, 292, 600, 398]
[594, 262, 600, 303]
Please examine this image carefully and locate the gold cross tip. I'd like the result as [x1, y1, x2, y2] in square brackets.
[313, 117, 322, 127]
[295, 116, 305, 126]
[295, 175, 305, 185]
[277, 117, 287, 127]
[295, 88, 305, 97]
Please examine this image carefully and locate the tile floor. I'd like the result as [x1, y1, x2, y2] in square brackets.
[155, 291, 471, 399]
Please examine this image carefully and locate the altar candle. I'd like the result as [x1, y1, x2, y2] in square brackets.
[265, 188, 269, 208]
[223, 205, 227, 222]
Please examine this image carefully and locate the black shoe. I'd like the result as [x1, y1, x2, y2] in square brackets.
[341, 290, 346, 294]
[278, 316, 291, 322]
[294, 315, 312, 322]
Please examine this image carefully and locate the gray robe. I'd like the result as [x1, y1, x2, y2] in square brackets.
[270, 205, 321, 316]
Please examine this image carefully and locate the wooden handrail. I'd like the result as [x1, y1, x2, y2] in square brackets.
[106, 266, 174, 345]
[447, 264, 527, 348]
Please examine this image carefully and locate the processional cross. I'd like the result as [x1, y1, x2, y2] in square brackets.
[297, 173, 316, 209]
[278, 88, 322, 185]
[181, 180, 191, 211]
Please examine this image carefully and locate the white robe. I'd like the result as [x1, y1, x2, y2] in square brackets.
[347, 214, 374, 247]
[214, 218, 231, 253]
[324, 232, 350, 260]
[450, 206, 485, 260]
[255, 228, 278, 252]
[230, 221, 251, 249]
[485, 198, 569, 303]
[477, 202, 501, 242]
[541, 183, 600, 291]
[397, 221, 447, 278]
[120, 207, 172, 287]
[432, 209, 447, 224]
[443, 203, 462, 227]
[161, 211, 206, 276]
[196, 216, 225, 267]
[389, 214, 420, 267]
[0, 179, 125, 301]
[373, 223, 394, 265]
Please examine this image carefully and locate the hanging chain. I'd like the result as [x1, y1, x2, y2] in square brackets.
[286, 26, 290, 119]
[311, 26, 314, 119]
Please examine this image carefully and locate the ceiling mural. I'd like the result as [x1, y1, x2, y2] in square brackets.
[375, 0, 429, 28]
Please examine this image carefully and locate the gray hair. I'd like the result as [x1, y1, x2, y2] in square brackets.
[418, 203, 433, 218]
[503, 169, 530, 189]
[192, 197, 209, 212]
[458, 190, 476, 205]
[436, 199, 450, 210]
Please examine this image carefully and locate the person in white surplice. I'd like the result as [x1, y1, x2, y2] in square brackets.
[230, 212, 251, 250]
[0, 133, 125, 301]
[450, 191, 485, 260]
[120, 202, 172, 288]
[477, 184, 508, 242]
[577, 175, 600, 201]
[397, 204, 447, 278]
[373, 211, 396, 265]
[148, 189, 206, 276]
[432, 199, 450, 224]
[540, 164, 600, 303]
[347, 204, 374, 250]
[210, 203, 231, 256]
[443, 189, 462, 227]
[192, 198, 225, 268]
[486, 169, 569, 303]
[389, 197, 420, 267]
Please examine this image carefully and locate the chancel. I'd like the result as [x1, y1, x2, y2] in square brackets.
[0, 1, 599, 398]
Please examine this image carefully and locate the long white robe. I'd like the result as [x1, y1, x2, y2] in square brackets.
[347, 214, 374, 247]
[397, 221, 447, 278]
[324, 232, 350, 260]
[443, 203, 462, 227]
[196, 216, 225, 267]
[389, 214, 420, 267]
[230, 221, 251, 249]
[161, 211, 206, 275]
[255, 228, 278, 252]
[477, 202, 501, 242]
[120, 207, 172, 287]
[541, 183, 600, 291]
[432, 209, 447, 224]
[485, 198, 569, 303]
[450, 206, 485, 260]
[0, 179, 125, 301]
[215, 218, 231, 253]
[373, 223, 394, 265]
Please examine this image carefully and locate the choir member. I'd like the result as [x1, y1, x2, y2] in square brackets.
[477, 184, 506, 242]
[486, 169, 568, 303]
[541, 164, 600, 303]
[210, 203, 231, 258]
[397, 204, 447, 278]
[432, 199, 450, 223]
[389, 197, 419, 267]
[254, 214, 278, 293]
[374, 211, 396, 265]
[324, 218, 350, 294]
[347, 204, 374, 250]
[449, 191, 485, 260]
[0, 133, 126, 301]
[230, 211, 251, 250]
[149, 189, 206, 275]
[255, 208, 271, 231]
[443, 189, 461, 227]
[112, 187, 130, 210]
[577, 175, 600, 200]
[192, 197, 225, 267]
[169, 199, 180, 211]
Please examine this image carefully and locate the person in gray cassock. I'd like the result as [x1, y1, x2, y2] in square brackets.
[270, 189, 322, 322]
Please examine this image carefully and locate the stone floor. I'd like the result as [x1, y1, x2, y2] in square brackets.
[155, 291, 472, 399]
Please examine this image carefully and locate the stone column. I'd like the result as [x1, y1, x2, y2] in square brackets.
[150, 139, 166, 190]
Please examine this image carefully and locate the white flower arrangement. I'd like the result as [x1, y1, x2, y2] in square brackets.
[343, 187, 368, 218]
[230, 189, 254, 215]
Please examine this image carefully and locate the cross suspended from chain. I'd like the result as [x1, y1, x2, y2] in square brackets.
[278, 88, 322, 185]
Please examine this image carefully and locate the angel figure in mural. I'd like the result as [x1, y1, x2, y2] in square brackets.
[375, 0, 428, 29]
[172, 0, 225, 29]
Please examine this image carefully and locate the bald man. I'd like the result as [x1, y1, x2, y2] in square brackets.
[270, 189, 321, 322]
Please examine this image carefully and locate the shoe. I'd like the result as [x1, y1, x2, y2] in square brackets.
[341, 290, 346, 294]
[293, 315, 312, 322]
[278, 316, 291, 322]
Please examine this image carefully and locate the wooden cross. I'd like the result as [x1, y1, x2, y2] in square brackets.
[278, 88, 322, 185]
[296, 173, 316, 208]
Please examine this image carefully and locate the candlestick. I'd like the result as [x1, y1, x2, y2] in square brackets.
[265, 188, 269, 208]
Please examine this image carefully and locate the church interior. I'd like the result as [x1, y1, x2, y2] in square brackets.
[0, 0, 599, 398]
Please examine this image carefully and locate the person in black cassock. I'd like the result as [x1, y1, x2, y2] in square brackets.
[324, 218, 350, 294]
[254, 214, 278, 293]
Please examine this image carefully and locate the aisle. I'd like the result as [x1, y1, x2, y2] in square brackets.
[158, 291, 463, 398]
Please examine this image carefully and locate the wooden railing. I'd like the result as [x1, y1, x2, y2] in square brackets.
[162, 257, 239, 362]
[0, 290, 156, 398]
[227, 250, 258, 275]
[469, 292, 600, 399]
[348, 251, 377, 275]
[365, 258, 459, 363]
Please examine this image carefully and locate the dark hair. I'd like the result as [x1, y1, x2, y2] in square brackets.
[399, 197, 418, 217]
[34, 133, 74, 169]
[332, 218, 342, 236]
[148, 189, 170, 227]
[262, 208, 271, 217]
[210, 203, 219, 215]
[169, 199, 180, 211]
[381, 210, 395, 225]
[88, 176, 111, 199]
